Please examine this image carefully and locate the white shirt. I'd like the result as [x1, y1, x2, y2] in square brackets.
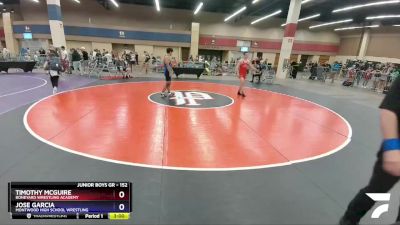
[61, 50, 68, 61]
[105, 53, 112, 63]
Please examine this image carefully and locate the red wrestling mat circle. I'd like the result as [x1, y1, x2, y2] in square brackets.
[24, 82, 352, 171]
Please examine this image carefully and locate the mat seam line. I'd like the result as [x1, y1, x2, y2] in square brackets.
[235, 113, 293, 165]
[237, 115, 347, 212]
[158, 106, 168, 225]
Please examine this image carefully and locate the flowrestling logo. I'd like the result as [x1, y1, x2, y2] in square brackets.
[148, 91, 234, 109]
[366, 193, 391, 219]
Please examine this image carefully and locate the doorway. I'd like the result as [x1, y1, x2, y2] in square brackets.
[182, 47, 190, 61]
[300, 55, 310, 66]
[319, 55, 330, 64]
[274, 53, 280, 68]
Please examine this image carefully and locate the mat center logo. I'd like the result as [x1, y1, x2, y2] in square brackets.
[172, 92, 212, 106]
[149, 91, 234, 109]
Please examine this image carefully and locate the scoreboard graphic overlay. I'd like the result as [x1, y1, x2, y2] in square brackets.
[8, 182, 132, 220]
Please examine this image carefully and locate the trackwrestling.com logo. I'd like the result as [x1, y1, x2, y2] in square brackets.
[148, 91, 234, 109]
[367, 193, 391, 219]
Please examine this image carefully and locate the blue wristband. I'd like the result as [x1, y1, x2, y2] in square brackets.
[383, 139, 400, 152]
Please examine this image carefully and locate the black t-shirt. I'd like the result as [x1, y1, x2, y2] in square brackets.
[255, 64, 262, 75]
[71, 51, 81, 62]
[380, 76, 400, 136]
[144, 55, 151, 63]
[82, 51, 89, 60]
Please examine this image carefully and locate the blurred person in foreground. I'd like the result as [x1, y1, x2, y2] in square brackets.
[340, 76, 400, 224]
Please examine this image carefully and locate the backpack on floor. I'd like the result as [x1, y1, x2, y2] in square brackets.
[383, 86, 390, 94]
[342, 80, 353, 87]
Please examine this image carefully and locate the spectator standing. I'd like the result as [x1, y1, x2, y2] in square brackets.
[362, 67, 374, 88]
[60, 46, 70, 74]
[372, 69, 382, 91]
[129, 52, 136, 73]
[251, 58, 263, 83]
[92, 49, 98, 59]
[95, 49, 102, 58]
[104, 51, 113, 65]
[44, 48, 62, 94]
[378, 66, 393, 93]
[116, 55, 129, 79]
[2, 48, 9, 60]
[71, 48, 82, 75]
[290, 61, 299, 79]
[81, 47, 89, 75]
[142, 51, 151, 74]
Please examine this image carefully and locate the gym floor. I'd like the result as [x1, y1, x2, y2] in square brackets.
[0, 71, 398, 225]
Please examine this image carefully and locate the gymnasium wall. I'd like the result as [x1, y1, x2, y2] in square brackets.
[199, 21, 339, 44]
[66, 40, 92, 51]
[18, 0, 191, 32]
[18, 0, 340, 44]
[15, 0, 400, 64]
[14, 0, 340, 56]
[337, 35, 361, 56]
[262, 53, 277, 65]
[92, 42, 112, 52]
[334, 29, 400, 64]
[366, 33, 400, 59]
[340, 32, 400, 60]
